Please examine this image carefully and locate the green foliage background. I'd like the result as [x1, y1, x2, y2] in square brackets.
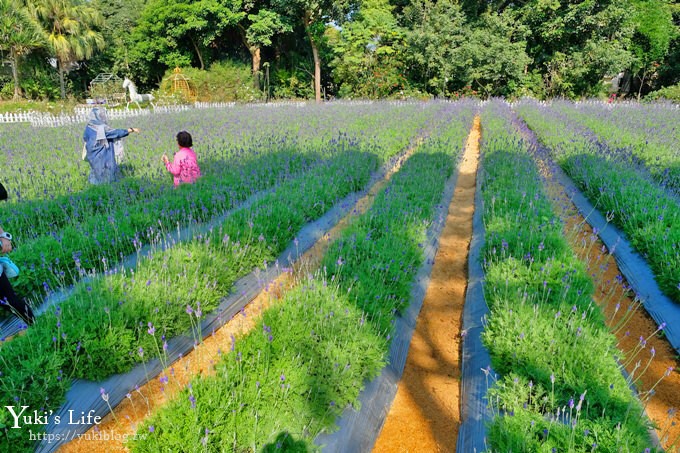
[0, 0, 678, 100]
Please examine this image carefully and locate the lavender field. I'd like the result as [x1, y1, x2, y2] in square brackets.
[0, 100, 678, 452]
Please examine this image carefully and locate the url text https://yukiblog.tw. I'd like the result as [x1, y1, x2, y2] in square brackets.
[28, 429, 148, 443]
[5, 405, 147, 443]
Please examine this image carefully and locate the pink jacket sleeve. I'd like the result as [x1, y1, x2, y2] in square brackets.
[165, 151, 183, 176]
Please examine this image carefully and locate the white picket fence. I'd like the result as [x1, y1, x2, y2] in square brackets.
[0, 99, 490, 127]
[0, 100, 341, 127]
[0, 102, 242, 128]
[0, 112, 33, 123]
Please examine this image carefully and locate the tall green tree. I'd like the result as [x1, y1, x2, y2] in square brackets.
[92, 0, 148, 75]
[400, 0, 530, 97]
[237, 3, 290, 83]
[129, 0, 243, 84]
[0, 0, 45, 99]
[272, 0, 354, 101]
[656, 1, 680, 88]
[28, 0, 105, 98]
[511, 0, 634, 96]
[459, 13, 531, 97]
[402, 0, 468, 95]
[329, 0, 406, 98]
[629, 0, 675, 98]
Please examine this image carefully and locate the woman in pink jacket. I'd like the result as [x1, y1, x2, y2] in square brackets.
[162, 131, 201, 186]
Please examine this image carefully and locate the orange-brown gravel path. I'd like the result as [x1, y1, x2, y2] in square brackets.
[372, 116, 481, 453]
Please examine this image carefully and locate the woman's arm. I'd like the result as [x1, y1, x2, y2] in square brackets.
[104, 128, 130, 140]
[165, 152, 183, 176]
[106, 127, 138, 141]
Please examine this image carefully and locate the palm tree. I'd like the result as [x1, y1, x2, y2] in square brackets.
[0, 0, 45, 99]
[28, 0, 105, 98]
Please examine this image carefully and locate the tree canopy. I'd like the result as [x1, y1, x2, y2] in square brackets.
[0, 0, 677, 100]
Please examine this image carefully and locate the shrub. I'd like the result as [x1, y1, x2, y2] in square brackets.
[646, 83, 680, 102]
[271, 67, 314, 100]
[159, 61, 263, 103]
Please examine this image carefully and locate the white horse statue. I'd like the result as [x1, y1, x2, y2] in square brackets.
[123, 77, 155, 109]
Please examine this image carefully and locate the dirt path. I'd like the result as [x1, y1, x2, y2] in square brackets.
[529, 150, 680, 451]
[58, 143, 420, 453]
[372, 117, 481, 453]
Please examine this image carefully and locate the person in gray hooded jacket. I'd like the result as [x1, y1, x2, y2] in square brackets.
[83, 107, 139, 184]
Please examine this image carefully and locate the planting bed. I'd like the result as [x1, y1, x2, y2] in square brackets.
[549, 101, 680, 193]
[118, 105, 474, 451]
[0, 103, 431, 305]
